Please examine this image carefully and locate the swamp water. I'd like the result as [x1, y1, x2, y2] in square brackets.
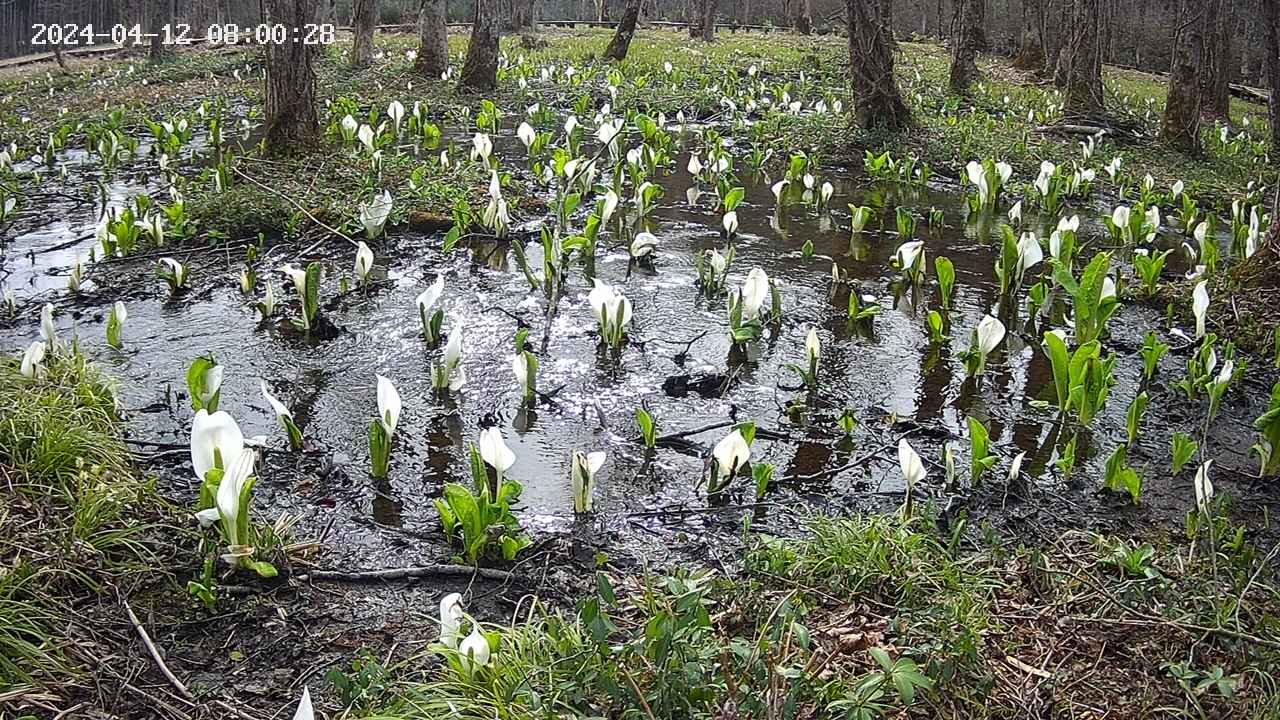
[3, 124, 1277, 571]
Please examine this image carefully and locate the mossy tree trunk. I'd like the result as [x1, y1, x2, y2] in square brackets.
[603, 0, 642, 60]
[1062, 0, 1104, 120]
[351, 0, 378, 68]
[948, 0, 984, 92]
[795, 0, 812, 35]
[847, 0, 911, 130]
[1199, 0, 1232, 119]
[1160, 0, 1204, 151]
[413, 0, 449, 78]
[459, 0, 501, 91]
[263, 0, 320, 154]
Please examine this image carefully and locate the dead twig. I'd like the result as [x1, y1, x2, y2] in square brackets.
[120, 593, 194, 701]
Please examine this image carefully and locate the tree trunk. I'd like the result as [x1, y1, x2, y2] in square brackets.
[699, 0, 716, 41]
[1012, 0, 1044, 71]
[847, 0, 911, 129]
[604, 0, 642, 60]
[1199, 0, 1232, 118]
[879, 0, 896, 49]
[1062, 0, 1104, 120]
[459, 0, 501, 91]
[795, 0, 812, 34]
[511, 0, 537, 32]
[413, 0, 449, 78]
[1268, 0, 1280, 150]
[351, 0, 378, 67]
[948, 0, 984, 92]
[263, 0, 320, 154]
[1160, 0, 1203, 151]
[148, 0, 170, 61]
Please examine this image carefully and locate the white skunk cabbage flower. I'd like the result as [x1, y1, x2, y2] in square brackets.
[805, 327, 821, 364]
[1194, 460, 1214, 514]
[898, 439, 925, 493]
[517, 121, 536, 151]
[354, 241, 375, 283]
[40, 302, 57, 348]
[976, 314, 1006, 359]
[376, 374, 401, 437]
[713, 429, 751, 478]
[739, 268, 770, 320]
[291, 687, 314, 720]
[571, 450, 606, 513]
[722, 210, 739, 236]
[470, 133, 492, 163]
[458, 627, 491, 674]
[1192, 281, 1209, 339]
[190, 409, 245, 482]
[20, 341, 46, 379]
[439, 592, 464, 648]
[479, 427, 516, 475]
[360, 190, 393, 239]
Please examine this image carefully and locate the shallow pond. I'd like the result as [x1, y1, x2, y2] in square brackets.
[3, 119, 1278, 571]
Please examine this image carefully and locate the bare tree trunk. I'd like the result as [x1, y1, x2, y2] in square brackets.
[879, 0, 896, 48]
[1268, 0, 1280, 150]
[1013, 0, 1044, 70]
[1160, 0, 1203, 151]
[413, 0, 449, 78]
[511, 0, 537, 32]
[948, 0, 984, 92]
[1062, 0, 1104, 119]
[263, 0, 320, 154]
[351, 0, 378, 67]
[1199, 0, 1232, 118]
[695, 0, 716, 40]
[848, 0, 911, 129]
[148, 0, 170, 61]
[604, 0, 642, 59]
[459, 0, 501, 91]
[795, 0, 812, 34]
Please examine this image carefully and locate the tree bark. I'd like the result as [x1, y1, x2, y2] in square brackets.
[795, 0, 812, 34]
[1012, 0, 1044, 71]
[1160, 0, 1203, 151]
[948, 0, 984, 92]
[263, 0, 320, 154]
[351, 0, 378, 67]
[847, 0, 911, 129]
[1199, 0, 1232, 118]
[413, 0, 449, 78]
[604, 0, 642, 60]
[698, 0, 716, 41]
[148, 0, 170, 61]
[1268, 0, 1280, 150]
[1062, 0, 1104, 119]
[459, 0, 501, 91]
[510, 0, 537, 32]
[878, 0, 895, 45]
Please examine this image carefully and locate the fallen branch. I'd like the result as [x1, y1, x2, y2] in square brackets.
[297, 564, 514, 583]
[121, 594, 194, 701]
[230, 166, 357, 249]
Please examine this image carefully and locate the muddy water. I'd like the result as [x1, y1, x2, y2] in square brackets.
[3, 124, 1277, 570]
